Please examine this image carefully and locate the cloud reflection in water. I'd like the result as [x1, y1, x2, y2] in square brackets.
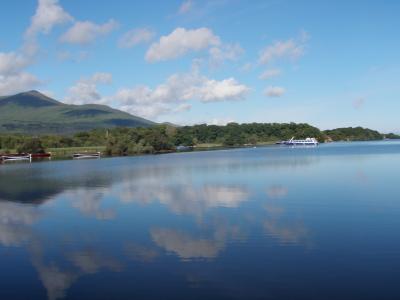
[117, 181, 250, 217]
[264, 185, 311, 246]
[0, 148, 322, 299]
[151, 228, 225, 260]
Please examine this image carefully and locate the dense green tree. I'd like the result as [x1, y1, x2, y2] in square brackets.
[384, 133, 400, 139]
[16, 138, 45, 154]
[323, 127, 383, 141]
[1, 123, 393, 156]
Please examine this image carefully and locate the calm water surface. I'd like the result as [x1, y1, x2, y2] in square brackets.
[1, 141, 400, 300]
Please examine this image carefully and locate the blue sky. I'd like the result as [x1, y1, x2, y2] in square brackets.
[1, 0, 399, 132]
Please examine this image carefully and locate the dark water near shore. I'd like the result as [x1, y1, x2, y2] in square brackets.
[1, 141, 400, 300]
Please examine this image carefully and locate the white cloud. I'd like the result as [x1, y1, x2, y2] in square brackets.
[119, 102, 171, 119]
[209, 43, 244, 67]
[0, 52, 32, 75]
[0, 0, 75, 95]
[57, 50, 89, 62]
[25, 0, 73, 39]
[145, 27, 243, 67]
[259, 68, 281, 80]
[178, 0, 194, 14]
[259, 32, 309, 65]
[0, 52, 41, 93]
[0, 51, 37, 95]
[194, 77, 249, 102]
[118, 28, 155, 48]
[264, 86, 285, 97]
[111, 69, 249, 118]
[60, 19, 118, 45]
[173, 103, 192, 112]
[37, 89, 55, 98]
[0, 49, 41, 95]
[209, 117, 236, 126]
[145, 27, 221, 62]
[0, 72, 41, 95]
[64, 72, 112, 105]
[62, 68, 248, 119]
[240, 62, 254, 72]
[90, 72, 113, 84]
[56, 50, 71, 61]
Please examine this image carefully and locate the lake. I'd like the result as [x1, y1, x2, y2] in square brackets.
[1, 141, 400, 300]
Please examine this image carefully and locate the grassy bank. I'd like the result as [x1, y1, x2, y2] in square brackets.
[1, 142, 275, 160]
[0, 146, 106, 158]
[194, 140, 276, 149]
[47, 146, 106, 158]
[193, 143, 223, 149]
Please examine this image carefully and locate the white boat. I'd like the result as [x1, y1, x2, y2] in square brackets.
[278, 137, 319, 146]
[176, 145, 193, 151]
[72, 152, 101, 159]
[0, 154, 32, 162]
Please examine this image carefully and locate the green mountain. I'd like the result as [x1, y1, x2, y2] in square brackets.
[0, 90, 156, 134]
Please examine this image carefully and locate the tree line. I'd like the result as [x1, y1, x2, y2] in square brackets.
[0, 123, 398, 155]
[323, 127, 384, 141]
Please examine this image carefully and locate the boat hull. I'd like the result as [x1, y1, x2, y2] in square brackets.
[31, 153, 51, 158]
[0, 154, 31, 162]
[277, 137, 319, 146]
[72, 153, 101, 159]
[284, 142, 318, 146]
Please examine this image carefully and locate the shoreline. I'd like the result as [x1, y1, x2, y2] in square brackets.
[0, 142, 276, 164]
[1, 139, 399, 165]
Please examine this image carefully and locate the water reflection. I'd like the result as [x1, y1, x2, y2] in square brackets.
[264, 219, 310, 245]
[1, 142, 400, 299]
[151, 228, 223, 260]
[0, 150, 319, 204]
[30, 245, 78, 300]
[69, 188, 116, 220]
[264, 186, 311, 246]
[29, 242, 124, 300]
[68, 249, 123, 274]
[0, 152, 316, 299]
[124, 242, 160, 263]
[0, 201, 39, 246]
[266, 185, 288, 199]
[117, 182, 250, 216]
[0, 161, 116, 204]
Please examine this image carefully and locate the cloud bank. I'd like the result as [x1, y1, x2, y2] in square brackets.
[146, 27, 221, 62]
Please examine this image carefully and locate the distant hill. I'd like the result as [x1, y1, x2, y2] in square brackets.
[323, 127, 384, 141]
[0, 91, 156, 134]
[162, 122, 180, 127]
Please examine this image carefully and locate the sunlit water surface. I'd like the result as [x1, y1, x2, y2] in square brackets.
[1, 141, 400, 300]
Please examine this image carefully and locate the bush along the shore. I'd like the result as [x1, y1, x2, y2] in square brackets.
[0, 123, 399, 156]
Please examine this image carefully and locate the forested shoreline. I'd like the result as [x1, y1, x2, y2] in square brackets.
[0, 123, 399, 156]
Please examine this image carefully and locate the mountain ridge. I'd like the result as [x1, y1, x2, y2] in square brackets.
[0, 91, 156, 134]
